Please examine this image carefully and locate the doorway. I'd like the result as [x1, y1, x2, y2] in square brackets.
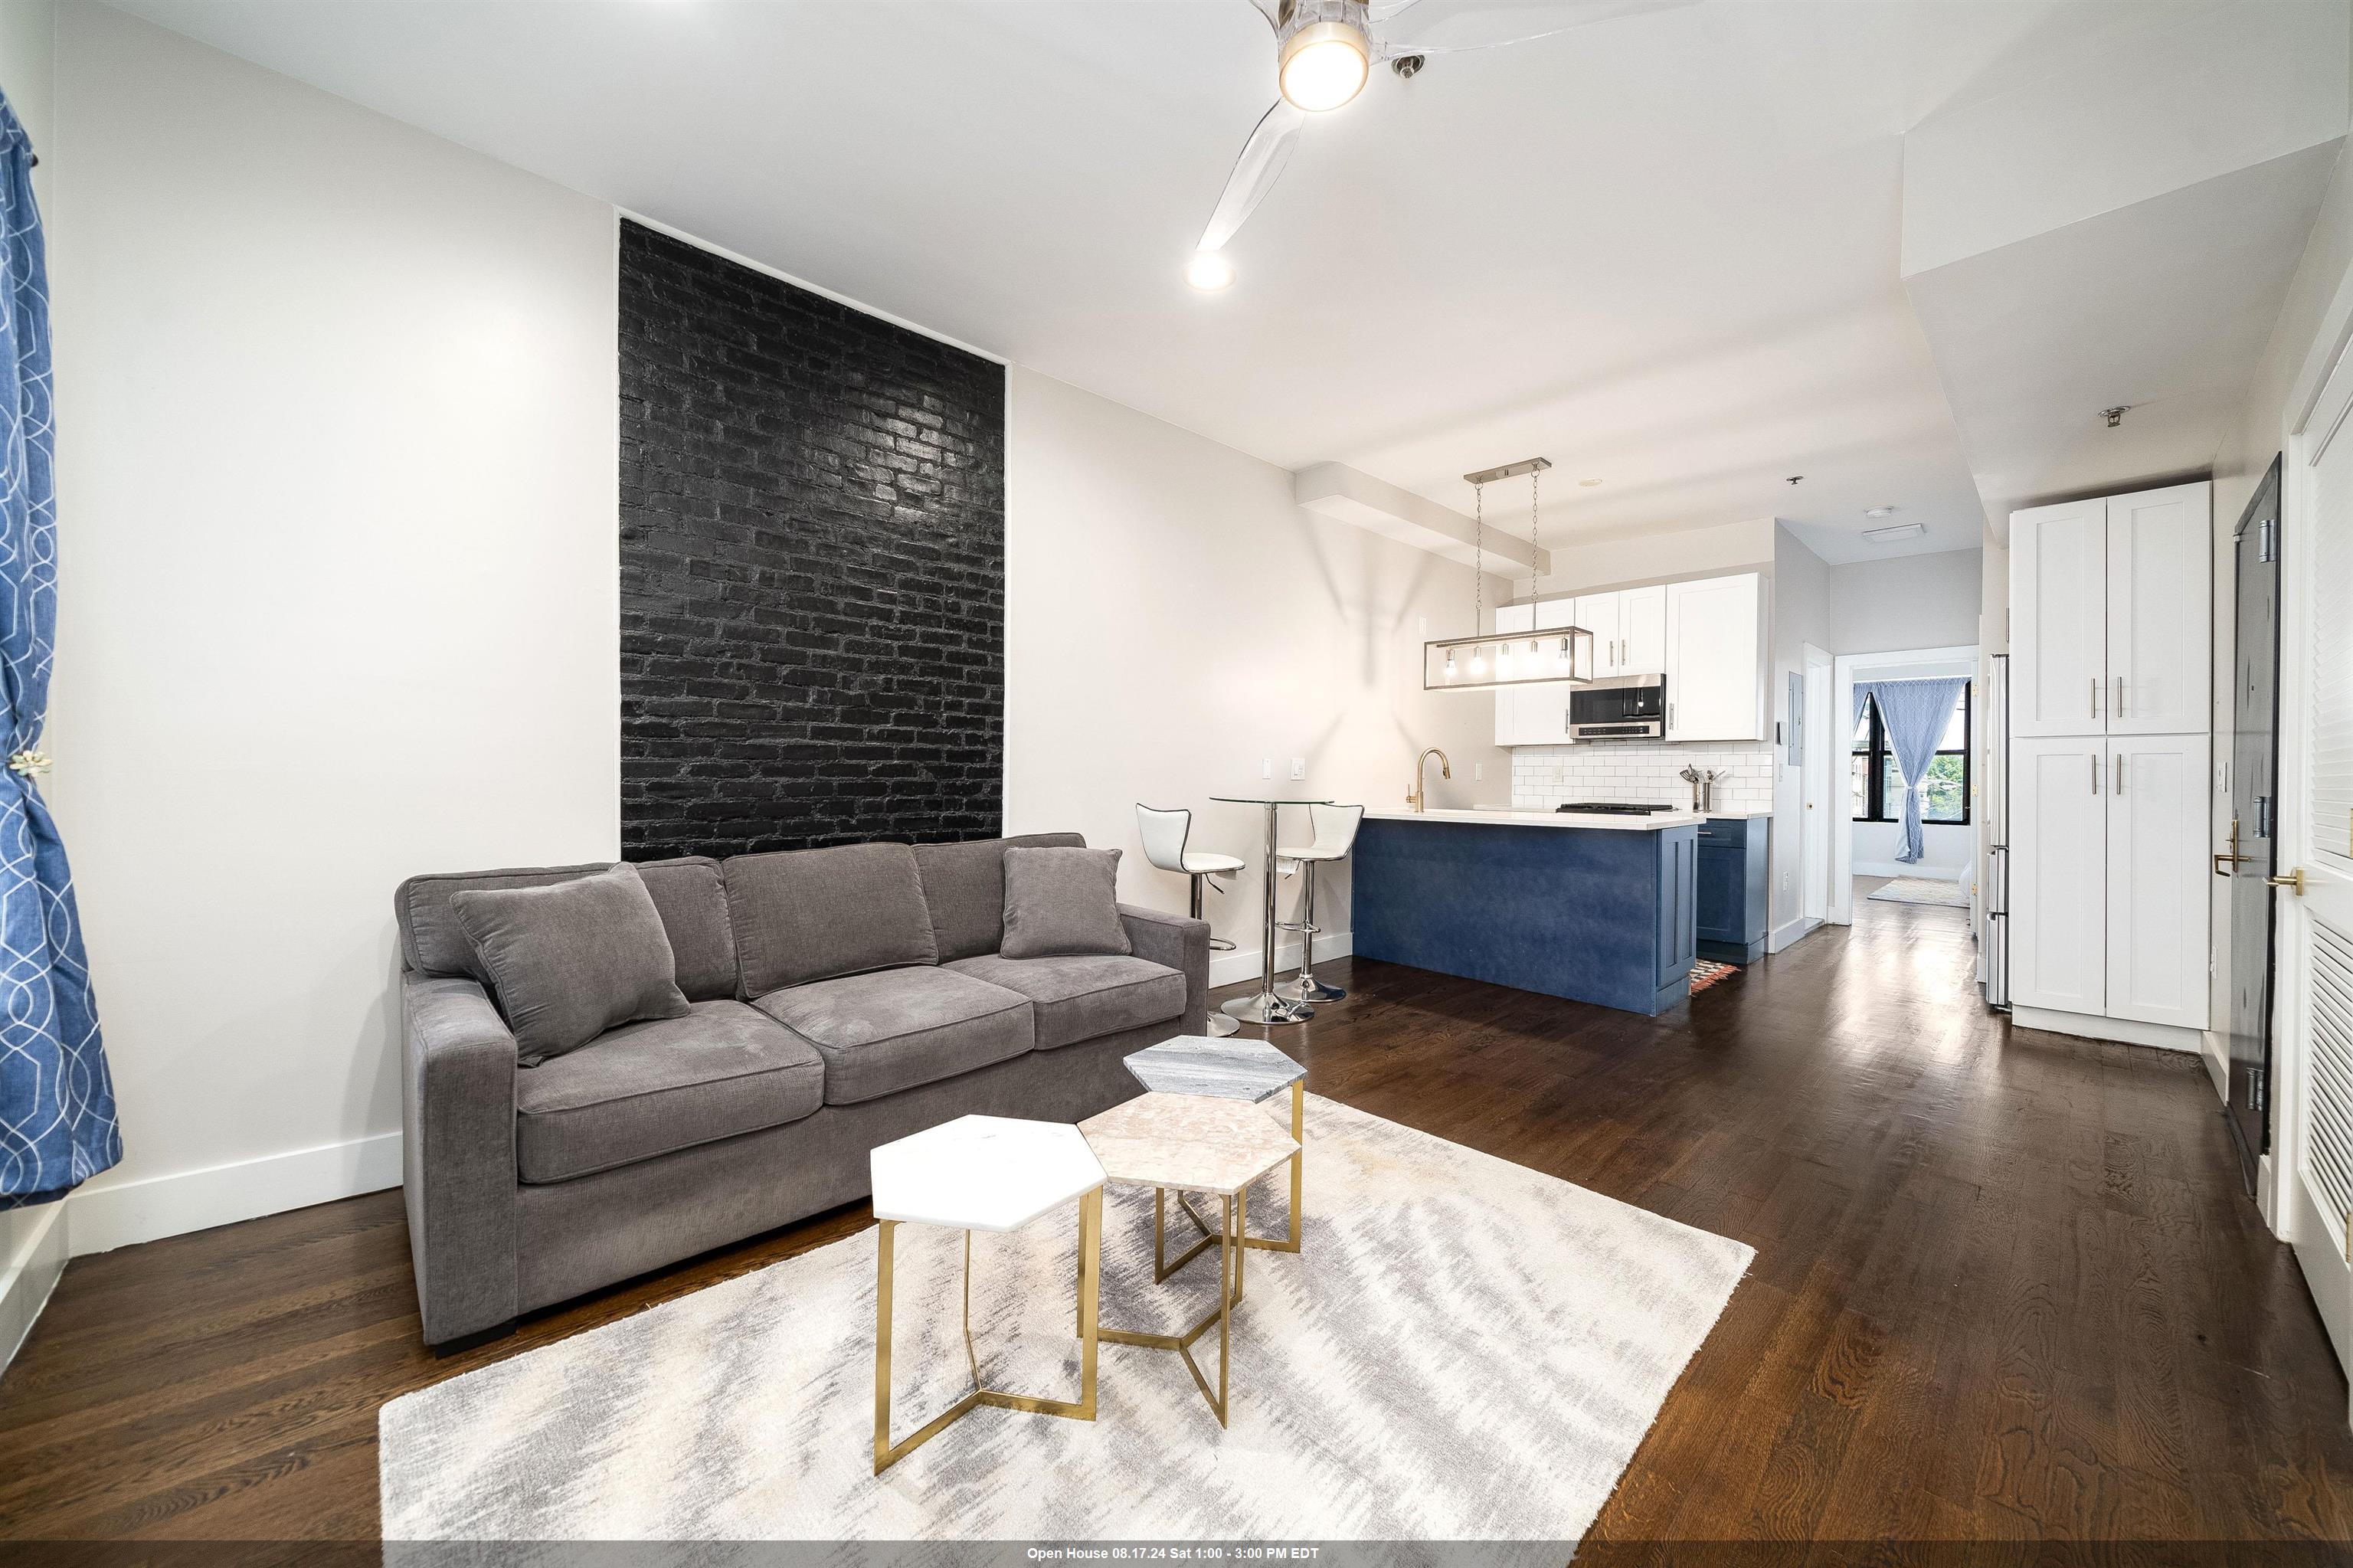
[1830, 643, 1981, 926]
[1802, 644, 1834, 923]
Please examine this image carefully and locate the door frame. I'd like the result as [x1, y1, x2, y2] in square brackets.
[1830, 643, 1981, 926]
[1802, 643, 1834, 923]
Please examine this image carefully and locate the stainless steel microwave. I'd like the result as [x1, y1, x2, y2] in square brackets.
[1569, 674, 1667, 740]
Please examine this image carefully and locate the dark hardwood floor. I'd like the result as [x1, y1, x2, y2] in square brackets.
[4, 889, 2350, 1552]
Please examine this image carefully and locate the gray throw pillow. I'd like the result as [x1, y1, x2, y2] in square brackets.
[451, 863, 692, 1064]
[1000, 846, 1131, 960]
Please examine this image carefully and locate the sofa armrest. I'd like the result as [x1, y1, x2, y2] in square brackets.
[401, 972, 520, 1346]
[1119, 903, 1211, 1035]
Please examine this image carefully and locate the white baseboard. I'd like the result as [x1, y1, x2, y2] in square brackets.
[1853, 859, 1968, 881]
[2201, 1029, 2230, 1098]
[66, 1129, 404, 1259]
[0, 1202, 68, 1373]
[1210, 929, 1352, 990]
[1768, 915, 1821, 954]
[2011, 1004, 2203, 1055]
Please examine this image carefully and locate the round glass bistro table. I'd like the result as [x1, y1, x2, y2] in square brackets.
[1209, 795, 1332, 1026]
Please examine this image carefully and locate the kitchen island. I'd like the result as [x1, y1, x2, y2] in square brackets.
[1350, 807, 1702, 1016]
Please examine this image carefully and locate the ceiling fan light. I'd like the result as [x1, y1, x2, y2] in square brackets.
[1279, 21, 1370, 113]
[1183, 250, 1235, 291]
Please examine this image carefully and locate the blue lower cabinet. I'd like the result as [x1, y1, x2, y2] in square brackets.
[1351, 819, 1700, 1016]
[1694, 816, 1770, 964]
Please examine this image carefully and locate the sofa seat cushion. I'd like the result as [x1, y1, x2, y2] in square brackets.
[943, 954, 1186, 1050]
[754, 966, 1034, 1105]
[514, 1000, 823, 1183]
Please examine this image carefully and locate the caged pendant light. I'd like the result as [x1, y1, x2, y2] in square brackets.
[1424, 457, 1594, 692]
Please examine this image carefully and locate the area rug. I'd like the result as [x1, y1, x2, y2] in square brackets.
[379, 1095, 1752, 1550]
[1867, 875, 1971, 908]
[1687, 958, 1739, 994]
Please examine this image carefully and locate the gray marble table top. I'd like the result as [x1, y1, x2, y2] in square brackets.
[1124, 1035, 1305, 1103]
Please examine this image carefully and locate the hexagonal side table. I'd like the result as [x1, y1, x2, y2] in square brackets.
[868, 1115, 1106, 1474]
[1078, 1092, 1299, 1427]
[1124, 1036, 1308, 1272]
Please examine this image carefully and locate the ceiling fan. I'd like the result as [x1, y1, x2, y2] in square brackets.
[1186, 0, 1686, 290]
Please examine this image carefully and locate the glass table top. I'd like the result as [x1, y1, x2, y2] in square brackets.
[1209, 796, 1336, 806]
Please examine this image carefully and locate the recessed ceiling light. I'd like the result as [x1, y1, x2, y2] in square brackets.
[1864, 506, 1897, 518]
[1578, 478, 1605, 488]
[1279, 20, 1371, 113]
[1862, 522, 1926, 544]
[1183, 251, 1234, 291]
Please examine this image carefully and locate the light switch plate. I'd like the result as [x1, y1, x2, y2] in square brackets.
[1289, 757, 1306, 781]
[1261, 758, 1272, 779]
[1474, 762, 1484, 781]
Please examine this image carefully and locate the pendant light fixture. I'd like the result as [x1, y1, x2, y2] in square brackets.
[1423, 457, 1594, 692]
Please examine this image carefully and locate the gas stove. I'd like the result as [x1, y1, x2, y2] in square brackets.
[1556, 801, 1677, 816]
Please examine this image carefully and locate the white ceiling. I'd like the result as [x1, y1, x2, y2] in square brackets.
[116, 0, 2291, 565]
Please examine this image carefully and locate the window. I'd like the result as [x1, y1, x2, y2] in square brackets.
[1851, 686, 1970, 825]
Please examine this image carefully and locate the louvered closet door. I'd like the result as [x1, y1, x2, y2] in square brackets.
[2011, 736, 2107, 1015]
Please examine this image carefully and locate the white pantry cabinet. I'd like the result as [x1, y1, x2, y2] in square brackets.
[2011, 482, 2209, 738]
[2007, 481, 2211, 1046]
[1664, 573, 1762, 741]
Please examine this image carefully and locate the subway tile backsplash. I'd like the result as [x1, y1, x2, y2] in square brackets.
[1511, 742, 1777, 813]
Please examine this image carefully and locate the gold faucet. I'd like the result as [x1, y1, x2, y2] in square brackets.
[1408, 748, 1451, 813]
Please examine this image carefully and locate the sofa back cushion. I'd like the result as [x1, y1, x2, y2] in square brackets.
[450, 864, 692, 1064]
[631, 858, 737, 1003]
[912, 832, 1085, 961]
[397, 856, 735, 999]
[725, 841, 939, 995]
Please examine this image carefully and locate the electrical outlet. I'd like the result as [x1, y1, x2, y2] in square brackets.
[1289, 757, 1307, 781]
[1474, 762, 1484, 781]
[1261, 758, 1272, 780]
[1782, 871, 1792, 892]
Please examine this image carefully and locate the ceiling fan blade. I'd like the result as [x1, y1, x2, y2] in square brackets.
[1374, 0, 1694, 58]
[1196, 100, 1306, 254]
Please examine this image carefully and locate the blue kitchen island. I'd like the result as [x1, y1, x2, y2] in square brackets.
[1350, 807, 1702, 1016]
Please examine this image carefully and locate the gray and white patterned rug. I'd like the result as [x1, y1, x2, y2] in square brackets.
[380, 1095, 1752, 1547]
[1866, 875, 1972, 908]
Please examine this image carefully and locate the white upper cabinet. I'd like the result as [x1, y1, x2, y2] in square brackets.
[1515, 596, 1580, 743]
[1664, 573, 1762, 741]
[1574, 594, 1624, 676]
[1618, 584, 1667, 677]
[2011, 496, 2109, 736]
[2106, 482, 2211, 735]
[2009, 483, 2210, 737]
[1491, 601, 1533, 747]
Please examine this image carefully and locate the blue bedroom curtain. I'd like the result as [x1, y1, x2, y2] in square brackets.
[0, 90, 119, 1210]
[1855, 677, 1969, 866]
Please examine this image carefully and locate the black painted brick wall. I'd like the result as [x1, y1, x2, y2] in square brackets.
[618, 221, 1005, 861]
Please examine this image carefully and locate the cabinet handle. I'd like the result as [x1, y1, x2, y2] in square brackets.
[1668, 701, 1676, 734]
[2092, 755, 2100, 794]
[2090, 676, 2099, 717]
[2114, 676, 2124, 718]
[2114, 752, 2123, 794]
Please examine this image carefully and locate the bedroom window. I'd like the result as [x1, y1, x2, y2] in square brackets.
[1850, 686, 1970, 826]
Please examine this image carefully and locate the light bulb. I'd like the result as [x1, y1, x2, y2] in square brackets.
[1279, 22, 1370, 112]
[1469, 646, 1487, 676]
[1444, 653, 1457, 683]
[1497, 644, 1514, 677]
[1184, 250, 1234, 291]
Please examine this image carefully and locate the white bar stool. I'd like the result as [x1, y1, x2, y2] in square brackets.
[1137, 804, 1247, 1036]
[1275, 803, 1363, 1005]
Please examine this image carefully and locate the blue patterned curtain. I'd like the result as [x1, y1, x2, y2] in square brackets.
[1857, 677, 1969, 866]
[0, 92, 118, 1210]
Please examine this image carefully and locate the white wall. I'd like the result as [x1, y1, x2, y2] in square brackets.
[1853, 820, 1972, 879]
[1830, 548, 1984, 655]
[1005, 368, 1507, 974]
[44, 6, 620, 1252]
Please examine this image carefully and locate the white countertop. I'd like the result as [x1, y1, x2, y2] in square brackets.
[1363, 806, 1708, 831]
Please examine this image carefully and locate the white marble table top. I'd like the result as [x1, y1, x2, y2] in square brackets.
[1125, 1036, 1304, 1104]
[869, 1115, 1105, 1232]
[1079, 1093, 1299, 1196]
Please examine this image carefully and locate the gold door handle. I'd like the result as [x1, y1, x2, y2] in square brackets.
[2269, 867, 2309, 896]
[2215, 819, 2250, 877]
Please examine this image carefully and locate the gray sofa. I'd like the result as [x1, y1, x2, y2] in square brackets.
[396, 832, 1207, 1348]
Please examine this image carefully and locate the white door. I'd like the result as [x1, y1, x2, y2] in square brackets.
[1802, 646, 1834, 921]
[2011, 497, 2109, 737]
[1575, 593, 1625, 676]
[2010, 735, 2107, 1014]
[2108, 483, 2213, 735]
[1619, 584, 1668, 678]
[2104, 732, 2212, 1029]
[1491, 601, 1532, 746]
[1664, 573, 1761, 741]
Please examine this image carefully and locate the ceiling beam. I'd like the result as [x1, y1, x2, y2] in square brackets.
[1291, 461, 1550, 578]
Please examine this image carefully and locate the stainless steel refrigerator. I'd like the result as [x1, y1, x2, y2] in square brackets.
[1981, 653, 2010, 1009]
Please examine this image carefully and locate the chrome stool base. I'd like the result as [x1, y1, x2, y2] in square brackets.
[1222, 992, 1313, 1026]
[1274, 975, 1344, 1004]
[1204, 1012, 1241, 1036]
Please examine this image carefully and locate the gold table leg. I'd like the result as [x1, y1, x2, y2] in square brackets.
[1101, 1189, 1243, 1426]
[1160, 1082, 1306, 1272]
[873, 1187, 1102, 1475]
